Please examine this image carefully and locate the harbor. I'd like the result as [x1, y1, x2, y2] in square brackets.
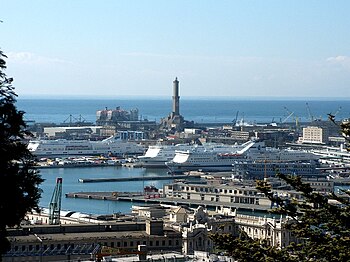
[38, 165, 177, 215]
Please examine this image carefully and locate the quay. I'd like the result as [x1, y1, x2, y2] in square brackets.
[78, 174, 201, 183]
[65, 191, 272, 212]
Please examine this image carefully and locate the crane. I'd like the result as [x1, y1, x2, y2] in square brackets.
[49, 177, 63, 225]
[334, 106, 342, 117]
[306, 102, 314, 122]
[328, 106, 342, 122]
[232, 110, 239, 126]
[283, 106, 300, 132]
[281, 107, 294, 124]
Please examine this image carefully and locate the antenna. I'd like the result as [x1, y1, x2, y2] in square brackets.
[49, 177, 63, 225]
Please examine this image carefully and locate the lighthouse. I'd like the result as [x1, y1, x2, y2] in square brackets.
[160, 77, 193, 131]
[172, 77, 180, 116]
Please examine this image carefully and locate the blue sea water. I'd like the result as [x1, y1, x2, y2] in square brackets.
[39, 166, 173, 215]
[16, 98, 350, 125]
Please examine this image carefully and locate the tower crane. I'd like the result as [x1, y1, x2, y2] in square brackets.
[49, 177, 63, 225]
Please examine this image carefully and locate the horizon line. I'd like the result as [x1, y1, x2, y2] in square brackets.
[17, 94, 350, 101]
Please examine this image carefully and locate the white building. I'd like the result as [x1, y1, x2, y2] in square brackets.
[300, 126, 329, 144]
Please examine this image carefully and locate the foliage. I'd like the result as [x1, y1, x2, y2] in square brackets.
[210, 172, 350, 261]
[328, 113, 350, 151]
[210, 116, 350, 261]
[0, 50, 44, 255]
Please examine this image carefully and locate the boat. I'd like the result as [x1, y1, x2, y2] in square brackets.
[165, 140, 256, 173]
[138, 141, 248, 168]
[137, 143, 196, 168]
[165, 140, 320, 174]
[27, 135, 145, 157]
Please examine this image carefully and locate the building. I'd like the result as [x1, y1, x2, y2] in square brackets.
[96, 106, 139, 124]
[299, 126, 329, 144]
[3, 219, 182, 262]
[96, 106, 157, 133]
[234, 214, 298, 248]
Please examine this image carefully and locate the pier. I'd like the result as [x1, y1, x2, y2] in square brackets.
[78, 174, 201, 183]
[65, 191, 272, 212]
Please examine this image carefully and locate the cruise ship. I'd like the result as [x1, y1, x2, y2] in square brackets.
[138, 142, 247, 168]
[27, 136, 146, 157]
[137, 143, 196, 168]
[311, 144, 350, 166]
[165, 141, 320, 173]
[165, 140, 256, 173]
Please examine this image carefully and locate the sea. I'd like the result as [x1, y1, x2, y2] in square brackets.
[15, 98, 350, 216]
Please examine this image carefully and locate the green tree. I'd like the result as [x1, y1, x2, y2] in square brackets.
[210, 119, 350, 261]
[0, 50, 44, 256]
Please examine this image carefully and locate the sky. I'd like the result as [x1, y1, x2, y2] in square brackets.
[1, 0, 350, 99]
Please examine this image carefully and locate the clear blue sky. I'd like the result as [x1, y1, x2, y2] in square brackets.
[1, 0, 350, 98]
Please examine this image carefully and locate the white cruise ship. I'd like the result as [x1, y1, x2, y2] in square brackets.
[165, 141, 320, 173]
[27, 136, 145, 157]
[137, 143, 196, 168]
[138, 142, 244, 168]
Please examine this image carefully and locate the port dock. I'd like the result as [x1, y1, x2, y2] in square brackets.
[65, 191, 271, 212]
[78, 173, 201, 183]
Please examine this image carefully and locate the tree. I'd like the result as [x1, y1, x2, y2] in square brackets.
[0, 50, 44, 255]
[210, 119, 350, 262]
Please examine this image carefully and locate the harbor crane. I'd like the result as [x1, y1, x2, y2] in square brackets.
[283, 106, 300, 131]
[232, 110, 239, 126]
[333, 106, 342, 117]
[306, 102, 322, 122]
[306, 102, 314, 122]
[328, 106, 342, 122]
[49, 177, 63, 225]
[281, 107, 294, 123]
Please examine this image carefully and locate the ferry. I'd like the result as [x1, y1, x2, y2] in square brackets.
[165, 140, 320, 173]
[27, 135, 145, 157]
[138, 142, 250, 168]
[311, 144, 350, 165]
[137, 143, 196, 168]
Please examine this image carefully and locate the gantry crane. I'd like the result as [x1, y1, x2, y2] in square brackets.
[49, 177, 63, 225]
